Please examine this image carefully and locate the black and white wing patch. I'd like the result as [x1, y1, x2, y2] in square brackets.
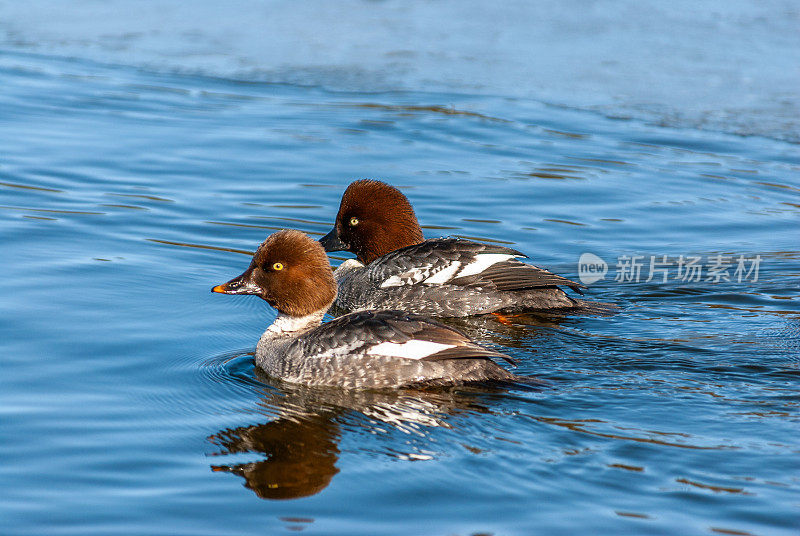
[294, 310, 514, 365]
[370, 238, 583, 294]
[452, 257, 584, 294]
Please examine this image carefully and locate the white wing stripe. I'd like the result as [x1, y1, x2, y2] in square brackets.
[380, 266, 433, 288]
[369, 340, 455, 360]
[422, 262, 461, 284]
[379, 253, 520, 288]
[380, 275, 405, 288]
[455, 254, 517, 278]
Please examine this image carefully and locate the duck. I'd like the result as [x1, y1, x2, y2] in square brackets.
[211, 229, 526, 389]
[319, 179, 585, 317]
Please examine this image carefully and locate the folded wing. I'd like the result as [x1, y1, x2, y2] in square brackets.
[370, 238, 583, 294]
[289, 310, 515, 365]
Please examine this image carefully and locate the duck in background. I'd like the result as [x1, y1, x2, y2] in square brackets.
[319, 179, 591, 318]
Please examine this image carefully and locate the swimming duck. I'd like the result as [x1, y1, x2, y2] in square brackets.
[212, 229, 522, 389]
[319, 179, 584, 317]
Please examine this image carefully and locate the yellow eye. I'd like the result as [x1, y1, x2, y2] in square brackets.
[349, 216, 359, 226]
[272, 262, 284, 271]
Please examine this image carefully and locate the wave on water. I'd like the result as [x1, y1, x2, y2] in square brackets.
[1, 0, 798, 143]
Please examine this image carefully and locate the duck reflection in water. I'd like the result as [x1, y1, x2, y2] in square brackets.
[207, 369, 517, 500]
[209, 406, 340, 500]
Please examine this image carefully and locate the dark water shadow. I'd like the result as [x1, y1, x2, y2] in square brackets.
[206, 368, 521, 500]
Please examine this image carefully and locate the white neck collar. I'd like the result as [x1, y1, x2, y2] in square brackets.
[263, 310, 325, 338]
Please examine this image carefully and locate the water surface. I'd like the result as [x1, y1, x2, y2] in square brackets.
[1, 5, 799, 535]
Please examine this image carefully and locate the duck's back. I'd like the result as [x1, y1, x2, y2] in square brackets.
[255, 310, 518, 389]
[333, 238, 581, 317]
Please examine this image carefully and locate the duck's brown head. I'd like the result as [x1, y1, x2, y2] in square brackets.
[212, 229, 336, 317]
[319, 179, 424, 264]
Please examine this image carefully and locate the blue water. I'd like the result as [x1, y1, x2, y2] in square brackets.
[2, 3, 799, 535]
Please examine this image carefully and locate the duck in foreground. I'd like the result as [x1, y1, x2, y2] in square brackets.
[212, 229, 526, 389]
[319, 179, 589, 317]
